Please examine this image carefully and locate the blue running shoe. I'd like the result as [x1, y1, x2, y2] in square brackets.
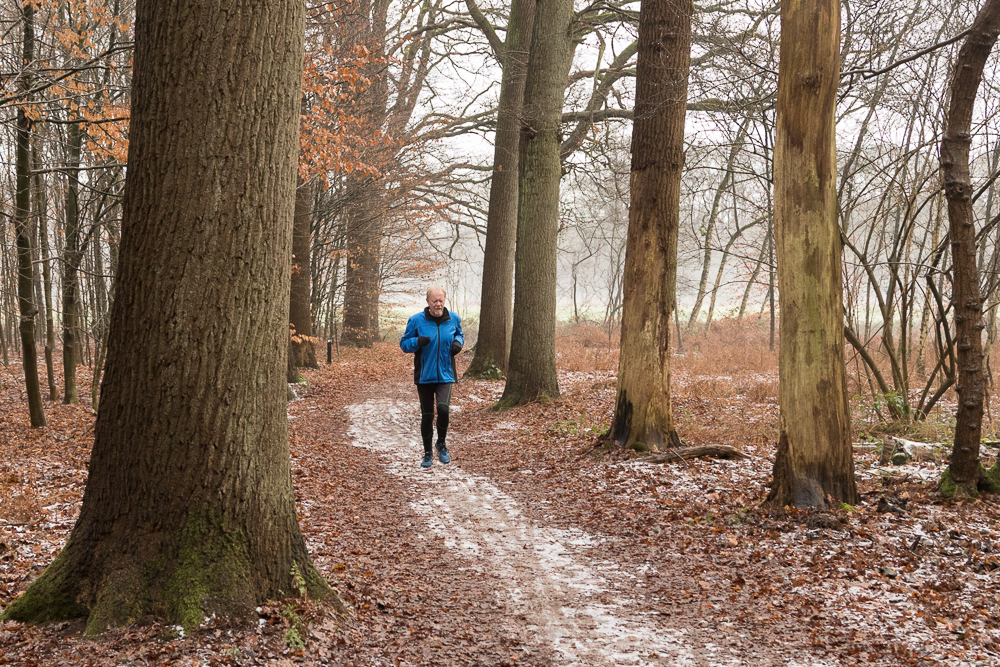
[437, 444, 450, 464]
[421, 453, 433, 468]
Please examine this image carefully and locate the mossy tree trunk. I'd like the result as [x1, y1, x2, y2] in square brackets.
[766, 0, 857, 508]
[290, 179, 318, 369]
[465, 0, 535, 378]
[610, 0, 690, 452]
[497, 0, 574, 408]
[940, 0, 1000, 497]
[2, 0, 338, 632]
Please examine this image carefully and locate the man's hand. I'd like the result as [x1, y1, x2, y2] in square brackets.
[417, 335, 431, 347]
[450, 341, 462, 356]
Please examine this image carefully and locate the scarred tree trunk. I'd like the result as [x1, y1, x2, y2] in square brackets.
[497, 0, 574, 408]
[940, 0, 1000, 497]
[290, 179, 318, 369]
[2, 0, 337, 631]
[465, 0, 535, 378]
[610, 0, 690, 452]
[14, 2, 45, 428]
[767, 0, 857, 508]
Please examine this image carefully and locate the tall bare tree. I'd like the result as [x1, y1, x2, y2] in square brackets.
[3, 0, 337, 630]
[14, 1, 46, 427]
[497, 0, 575, 407]
[465, 0, 535, 378]
[610, 0, 691, 451]
[940, 0, 1000, 497]
[767, 0, 857, 508]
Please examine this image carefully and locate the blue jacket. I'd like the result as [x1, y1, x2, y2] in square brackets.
[400, 307, 464, 384]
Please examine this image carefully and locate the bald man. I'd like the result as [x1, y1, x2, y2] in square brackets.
[400, 286, 464, 468]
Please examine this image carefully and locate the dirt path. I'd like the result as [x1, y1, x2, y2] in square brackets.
[345, 392, 740, 667]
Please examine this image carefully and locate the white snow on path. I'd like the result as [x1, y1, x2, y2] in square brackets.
[346, 397, 747, 667]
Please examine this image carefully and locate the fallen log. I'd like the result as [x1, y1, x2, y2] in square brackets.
[639, 444, 750, 464]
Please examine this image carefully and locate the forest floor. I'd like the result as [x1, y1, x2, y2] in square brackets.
[2, 321, 1000, 666]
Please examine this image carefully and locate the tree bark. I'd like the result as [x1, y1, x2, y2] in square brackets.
[290, 179, 318, 368]
[466, 0, 535, 378]
[34, 143, 57, 401]
[610, 0, 690, 452]
[14, 2, 45, 428]
[767, 0, 857, 508]
[340, 181, 384, 347]
[940, 0, 1000, 497]
[497, 0, 574, 407]
[339, 0, 389, 348]
[2, 0, 337, 631]
[62, 120, 84, 404]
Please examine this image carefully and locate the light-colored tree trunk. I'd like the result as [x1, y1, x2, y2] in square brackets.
[497, 0, 574, 407]
[34, 145, 57, 401]
[767, 0, 857, 508]
[2, 0, 337, 631]
[610, 0, 691, 451]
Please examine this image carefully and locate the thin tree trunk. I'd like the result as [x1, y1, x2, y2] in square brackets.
[705, 218, 754, 333]
[688, 121, 749, 331]
[62, 120, 84, 404]
[497, 0, 573, 407]
[14, 2, 45, 427]
[466, 0, 535, 378]
[940, 0, 1000, 497]
[35, 145, 57, 401]
[767, 0, 857, 508]
[290, 179, 318, 368]
[738, 233, 768, 320]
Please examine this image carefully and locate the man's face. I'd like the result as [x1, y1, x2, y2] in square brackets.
[427, 290, 446, 317]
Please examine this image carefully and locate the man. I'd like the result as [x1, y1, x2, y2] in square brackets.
[400, 286, 464, 468]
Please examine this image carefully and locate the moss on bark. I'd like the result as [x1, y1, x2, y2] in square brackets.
[980, 461, 1000, 494]
[0, 544, 87, 625]
[940, 466, 980, 499]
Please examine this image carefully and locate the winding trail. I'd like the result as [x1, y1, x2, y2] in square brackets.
[346, 395, 744, 667]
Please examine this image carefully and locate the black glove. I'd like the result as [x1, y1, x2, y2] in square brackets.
[450, 340, 462, 356]
[417, 335, 431, 347]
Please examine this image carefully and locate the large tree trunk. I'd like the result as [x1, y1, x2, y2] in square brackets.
[339, 0, 389, 348]
[496, 0, 574, 408]
[340, 181, 383, 347]
[940, 0, 1000, 498]
[14, 2, 45, 428]
[290, 179, 318, 368]
[2, 0, 337, 631]
[610, 0, 690, 452]
[767, 0, 857, 508]
[465, 0, 535, 378]
[62, 120, 84, 404]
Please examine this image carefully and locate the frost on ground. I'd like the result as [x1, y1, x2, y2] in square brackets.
[347, 396, 741, 667]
